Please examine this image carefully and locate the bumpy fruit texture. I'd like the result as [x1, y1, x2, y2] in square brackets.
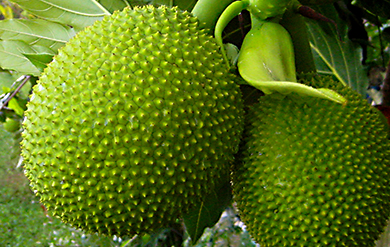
[21, 6, 243, 236]
[233, 75, 390, 246]
[247, 0, 292, 20]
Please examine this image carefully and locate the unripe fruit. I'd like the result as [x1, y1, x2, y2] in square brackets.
[233, 75, 390, 246]
[21, 5, 244, 236]
[3, 118, 20, 132]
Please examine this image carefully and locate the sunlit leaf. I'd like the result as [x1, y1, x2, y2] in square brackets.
[0, 72, 16, 93]
[8, 97, 24, 116]
[97, 0, 129, 13]
[0, 40, 41, 76]
[0, 4, 14, 19]
[24, 53, 54, 73]
[305, 5, 367, 96]
[0, 19, 76, 51]
[8, 0, 109, 31]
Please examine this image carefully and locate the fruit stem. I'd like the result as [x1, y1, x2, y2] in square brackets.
[191, 0, 234, 32]
[280, 7, 317, 74]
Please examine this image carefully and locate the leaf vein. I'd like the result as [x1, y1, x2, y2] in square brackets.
[38, 0, 106, 17]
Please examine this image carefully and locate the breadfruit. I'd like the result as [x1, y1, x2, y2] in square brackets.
[21, 5, 244, 236]
[233, 75, 390, 246]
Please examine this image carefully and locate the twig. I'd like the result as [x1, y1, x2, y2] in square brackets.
[0, 75, 30, 111]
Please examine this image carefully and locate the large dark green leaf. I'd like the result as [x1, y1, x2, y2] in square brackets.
[166, 0, 197, 10]
[183, 178, 232, 244]
[355, 0, 390, 19]
[174, 0, 197, 11]
[305, 5, 367, 96]
[0, 19, 76, 51]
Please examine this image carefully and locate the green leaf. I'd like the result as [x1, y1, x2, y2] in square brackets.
[0, 19, 76, 51]
[24, 53, 54, 73]
[305, 5, 367, 96]
[150, 0, 175, 7]
[183, 178, 232, 244]
[0, 4, 14, 19]
[97, 0, 130, 13]
[0, 72, 16, 93]
[174, 0, 197, 11]
[0, 40, 42, 76]
[7, 97, 24, 116]
[8, 0, 109, 31]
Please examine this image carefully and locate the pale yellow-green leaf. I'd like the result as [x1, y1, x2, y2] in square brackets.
[0, 40, 42, 76]
[0, 19, 76, 51]
[9, 0, 109, 31]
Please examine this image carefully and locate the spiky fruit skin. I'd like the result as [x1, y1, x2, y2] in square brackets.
[21, 6, 243, 236]
[233, 75, 390, 246]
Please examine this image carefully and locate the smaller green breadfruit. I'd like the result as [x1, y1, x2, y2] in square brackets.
[21, 5, 244, 236]
[233, 75, 390, 246]
[3, 118, 20, 132]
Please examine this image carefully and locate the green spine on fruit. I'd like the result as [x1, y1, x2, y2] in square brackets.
[233, 75, 390, 246]
[21, 5, 244, 236]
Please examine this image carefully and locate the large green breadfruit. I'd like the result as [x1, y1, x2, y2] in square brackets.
[21, 5, 244, 236]
[233, 75, 390, 246]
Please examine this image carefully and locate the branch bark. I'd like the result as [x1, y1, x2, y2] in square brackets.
[381, 60, 390, 106]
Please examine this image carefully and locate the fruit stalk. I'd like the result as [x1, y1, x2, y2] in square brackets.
[238, 20, 297, 83]
[191, 0, 234, 31]
[214, 0, 347, 103]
